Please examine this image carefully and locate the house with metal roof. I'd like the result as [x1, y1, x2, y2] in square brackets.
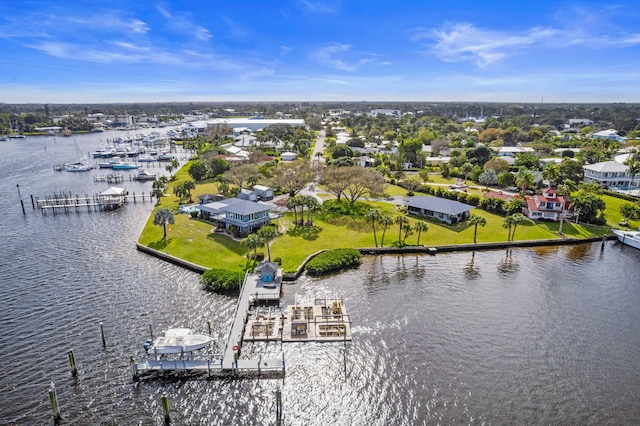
[198, 197, 272, 234]
[583, 161, 633, 189]
[592, 129, 627, 143]
[407, 196, 473, 224]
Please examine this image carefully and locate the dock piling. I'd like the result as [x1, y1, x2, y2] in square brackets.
[207, 321, 212, 336]
[161, 392, 171, 424]
[100, 322, 106, 348]
[20, 199, 26, 215]
[275, 387, 282, 426]
[48, 382, 61, 423]
[130, 355, 139, 381]
[149, 324, 154, 341]
[68, 350, 78, 377]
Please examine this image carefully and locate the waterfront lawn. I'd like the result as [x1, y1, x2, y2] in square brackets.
[602, 194, 640, 229]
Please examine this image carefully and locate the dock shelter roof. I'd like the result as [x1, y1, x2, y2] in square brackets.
[100, 187, 125, 196]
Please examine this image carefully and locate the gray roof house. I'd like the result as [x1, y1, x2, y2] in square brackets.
[199, 197, 272, 233]
[407, 196, 473, 224]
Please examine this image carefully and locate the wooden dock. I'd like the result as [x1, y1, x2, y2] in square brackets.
[133, 262, 285, 379]
[221, 265, 283, 370]
[33, 190, 152, 214]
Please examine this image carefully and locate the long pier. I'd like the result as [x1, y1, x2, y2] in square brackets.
[33, 191, 152, 214]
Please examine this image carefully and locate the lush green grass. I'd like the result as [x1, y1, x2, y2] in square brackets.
[138, 162, 622, 274]
[601, 194, 640, 229]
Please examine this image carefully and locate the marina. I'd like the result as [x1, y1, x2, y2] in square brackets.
[1, 133, 640, 424]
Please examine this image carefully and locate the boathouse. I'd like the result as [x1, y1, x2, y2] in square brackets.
[99, 187, 126, 210]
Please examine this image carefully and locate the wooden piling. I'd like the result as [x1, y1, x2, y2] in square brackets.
[207, 321, 212, 336]
[275, 387, 282, 426]
[48, 382, 61, 423]
[130, 355, 139, 381]
[20, 200, 26, 215]
[68, 350, 78, 377]
[31, 194, 35, 209]
[149, 324, 154, 341]
[161, 392, 171, 424]
[100, 322, 106, 348]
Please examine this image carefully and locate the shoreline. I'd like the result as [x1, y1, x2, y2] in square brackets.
[136, 235, 616, 281]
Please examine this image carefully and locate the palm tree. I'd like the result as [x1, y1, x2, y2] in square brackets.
[542, 163, 560, 187]
[459, 162, 474, 183]
[509, 213, 528, 241]
[286, 196, 301, 227]
[625, 157, 640, 189]
[402, 223, 414, 244]
[153, 208, 175, 241]
[515, 167, 535, 194]
[468, 214, 487, 244]
[379, 214, 394, 247]
[365, 208, 383, 247]
[414, 221, 429, 245]
[303, 195, 320, 225]
[257, 226, 277, 262]
[243, 233, 264, 260]
[395, 215, 409, 244]
[503, 215, 515, 242]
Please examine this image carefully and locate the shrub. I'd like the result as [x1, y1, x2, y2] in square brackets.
[305, 249, 362, 275]
[200, 269, 244, 293]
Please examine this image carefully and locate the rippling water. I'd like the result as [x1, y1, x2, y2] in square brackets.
[2, 135, 640, 425]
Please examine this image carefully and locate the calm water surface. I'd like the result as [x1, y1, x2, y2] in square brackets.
[1, 134, 640, 425]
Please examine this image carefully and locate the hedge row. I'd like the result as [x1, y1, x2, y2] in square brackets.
[200, 269, 244, 293]
[305, 248, 362, 275]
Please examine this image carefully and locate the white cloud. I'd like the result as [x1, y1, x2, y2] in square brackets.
[155, 3, 212, 41]
[311, 43, 356, 71]
[415, 23, 556, 67]
[297, 0, 338, 14]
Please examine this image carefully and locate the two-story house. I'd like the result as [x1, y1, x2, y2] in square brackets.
[583, 161, 632, 189]
[524, 188, 572, 221]
[198, 197, 272, 234]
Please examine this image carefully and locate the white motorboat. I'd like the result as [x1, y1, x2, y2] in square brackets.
[134, 169, 157, 181]
[612, 229, 640, 250]
[144, 328, 214, 354]
[65, 162, 92, 172]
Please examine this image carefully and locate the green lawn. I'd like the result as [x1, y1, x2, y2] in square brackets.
[137, 163, 625, 274]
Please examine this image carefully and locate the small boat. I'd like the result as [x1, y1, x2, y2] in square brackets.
[137, 155, 157, 163]
[111, 161, 139, 170]
[65, 162, 93, 172]
[612, 229, 640, 250]
[157, 154, 175, 161]
[135, 169, 157, 181]
[144, 328, 213, 355]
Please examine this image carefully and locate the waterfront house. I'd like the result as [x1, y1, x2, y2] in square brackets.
[199, 197, 272, 234]
[592, 129, 627, 143]
[583, 161, 632, 189]
[524, 188, 572, 221]
[407, 196, 473, 224]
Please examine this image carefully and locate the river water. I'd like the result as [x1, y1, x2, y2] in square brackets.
[1, 133, 640, 425]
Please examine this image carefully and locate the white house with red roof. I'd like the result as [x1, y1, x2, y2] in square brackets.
[524, 188, 573, 221]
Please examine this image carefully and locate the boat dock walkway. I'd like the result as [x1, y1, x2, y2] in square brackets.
[221, 265, 282, 370]
[132, 354, 284, 378]
[133, 262, 285, 379]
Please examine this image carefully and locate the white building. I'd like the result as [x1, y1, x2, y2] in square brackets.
[206, 118, 305, 132]
[583, 161, 634, 189]
[369, 109, 401, 117]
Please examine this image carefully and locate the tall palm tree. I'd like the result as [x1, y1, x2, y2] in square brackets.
[459, 162, 474, 183]
[625, 157, 640, 189]
[153, 208, 175, 241]
[379, 214, 394, 247]
[515, 167, 535, 194]
[468, 214, 487, 244]
[243, 233, 264, 260]
[257, 226, 277, 262]
[402, 223, 414, 244]
[365, 208, 383, 247]
[395, 215, 409, 244]
[509, 213, 528, 241]
[303, 195, 320, 225]
[414, 221, 429, 245]
[503, 215, 515, 242]
[542, 163, 560, 187]
[286, 196, 301, 227]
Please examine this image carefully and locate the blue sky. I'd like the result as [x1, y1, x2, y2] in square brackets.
[1, 0, 640, 103]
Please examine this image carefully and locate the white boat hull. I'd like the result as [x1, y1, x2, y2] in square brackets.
[613, 229, 640, 250]
[146, 328, 214, 354]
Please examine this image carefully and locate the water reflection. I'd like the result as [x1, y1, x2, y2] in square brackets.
[497, 249, 519, 274]
[464, 252, 480, 280]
